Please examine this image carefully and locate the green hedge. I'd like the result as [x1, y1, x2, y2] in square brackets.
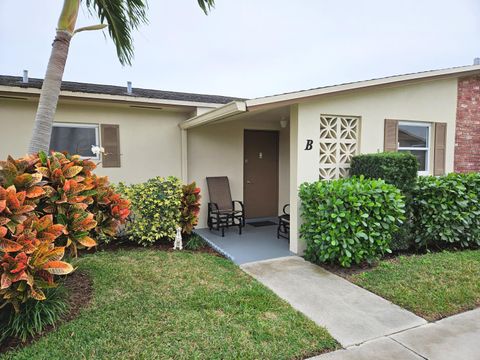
[119, 176, 183, 246]
[412, 173, 480, 249]
[350, 152, 418, 251]
[350, 152, 418, 194]
[299, 176, 405, 267]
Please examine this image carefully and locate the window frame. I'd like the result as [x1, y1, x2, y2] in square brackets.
[51, 122, 100, 160]
[398, 121, 431, 176]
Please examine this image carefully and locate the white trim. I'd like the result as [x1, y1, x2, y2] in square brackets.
[246, 65, 480, 108]
[51, 122, 100, 160]
[398, 121, 431, 175]
[179, 101, 247, 129]
[181, 65, 480, 128]
[0, 85, 226, 109]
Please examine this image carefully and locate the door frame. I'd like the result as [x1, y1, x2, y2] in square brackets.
[243, 129, 280, 220]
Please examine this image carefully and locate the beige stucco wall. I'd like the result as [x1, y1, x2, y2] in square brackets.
[0, 98, 187, 184]
[187, 118, 290, 229]
[1, 77, 459, 252]
[289, 77, 459, 254]
[299, 77, 459, 173]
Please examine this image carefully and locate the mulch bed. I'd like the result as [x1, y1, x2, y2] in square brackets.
[0, 271, 93, 354]
[318, 251, 420, 279]
[91, 237, 223, 257]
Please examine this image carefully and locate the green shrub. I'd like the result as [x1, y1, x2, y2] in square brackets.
[350, 152, 418, 194]
[1, 286, 68, 343]
[350, 152, 418, 251]
[120, 177, 182, 246]
[299, 176, 405, 267]
[184, 233, 206, 251]
[412, 173, 480, 249]
[389, 227, 413, 252]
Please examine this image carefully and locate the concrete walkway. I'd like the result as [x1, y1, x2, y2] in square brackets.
[312, 337, 424, 360]
[312, 308, 480, 359]
[241, 256, 480, 359]
[241, 256, 426, 347]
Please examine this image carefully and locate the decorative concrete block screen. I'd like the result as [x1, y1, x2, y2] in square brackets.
[319, 115, 360, 180]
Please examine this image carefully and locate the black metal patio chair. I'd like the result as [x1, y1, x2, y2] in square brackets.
[277, 204, 290, 240]
[206, 176, 245, 237]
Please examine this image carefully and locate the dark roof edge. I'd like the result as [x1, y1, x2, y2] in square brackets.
[0, 75, 246, 105]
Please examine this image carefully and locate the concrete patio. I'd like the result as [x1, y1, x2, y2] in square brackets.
[195, 222, 293, 265]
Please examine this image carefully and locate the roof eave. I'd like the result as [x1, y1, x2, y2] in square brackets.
[245, 65, 480, 109]
[180, 101, 247, 129]
[181, 65, 480, 129]
[0, 85, 227, 109]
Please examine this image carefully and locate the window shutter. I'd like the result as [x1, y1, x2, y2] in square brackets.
[433, 123, 447, 176]
[101, 124, 121, 168]
[384, 119, 398, 152]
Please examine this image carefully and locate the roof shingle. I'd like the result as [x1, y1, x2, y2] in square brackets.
[0, 75, 244, 105]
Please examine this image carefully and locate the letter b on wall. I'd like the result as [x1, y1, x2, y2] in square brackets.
[305, 139, 313, 150]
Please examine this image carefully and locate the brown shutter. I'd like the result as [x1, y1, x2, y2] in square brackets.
[384, 119, 398, 152]
[100, 124, 121, 168]
[433, 123, 447, 176]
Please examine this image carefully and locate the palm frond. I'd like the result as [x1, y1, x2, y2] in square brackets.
[84, 0, 149, 66]
[197, 0, 215, 15]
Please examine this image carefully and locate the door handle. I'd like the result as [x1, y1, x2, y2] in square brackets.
[246, 180, 253, 184]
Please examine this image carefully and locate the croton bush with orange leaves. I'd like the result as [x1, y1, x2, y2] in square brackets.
[0, 151, 130, 312]
[180, 182, 201, 235]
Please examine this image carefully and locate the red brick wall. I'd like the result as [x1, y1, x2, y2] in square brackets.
[454, 76, 480, 173]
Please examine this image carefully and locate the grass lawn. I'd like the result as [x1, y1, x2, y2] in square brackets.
[2, 250, 337, 360]
[349, 250, 480, 321]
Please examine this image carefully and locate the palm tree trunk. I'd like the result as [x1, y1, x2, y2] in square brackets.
[28, 31, 72, 154]
[28, 0, 79, 154]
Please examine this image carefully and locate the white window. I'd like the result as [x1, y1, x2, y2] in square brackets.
[398, 122, 431, 175]
[49, 123, 100, 159]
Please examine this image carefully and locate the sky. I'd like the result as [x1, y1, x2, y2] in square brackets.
[1, 0, 480, 98]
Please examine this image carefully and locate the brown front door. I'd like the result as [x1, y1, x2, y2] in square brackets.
[244, 130, 279, 219]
